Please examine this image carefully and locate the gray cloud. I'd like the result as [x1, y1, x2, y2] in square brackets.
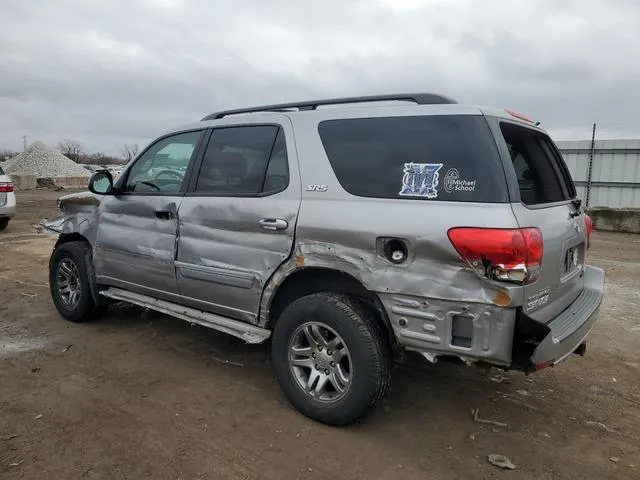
[1, 0, 639, 155]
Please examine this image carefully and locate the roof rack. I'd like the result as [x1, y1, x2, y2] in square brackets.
[201, 93, 456, 120]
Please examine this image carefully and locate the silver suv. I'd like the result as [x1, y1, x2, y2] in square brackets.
[44, 93, 605, 425]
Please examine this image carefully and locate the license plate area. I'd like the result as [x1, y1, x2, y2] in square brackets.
[563, 244, 584, 275]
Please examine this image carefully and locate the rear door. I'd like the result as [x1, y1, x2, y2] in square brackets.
[494, 120, 586, 322]
[176, 121, 300, 324]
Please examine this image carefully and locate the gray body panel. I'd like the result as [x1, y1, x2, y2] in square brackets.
[176, 193, 300, 322]
[175, 117, 301, 322]
[531, 265, 604, 365]
[43, 98, 604, 371]
[94, 195, 182, 297]
[510, 202, 586, 322]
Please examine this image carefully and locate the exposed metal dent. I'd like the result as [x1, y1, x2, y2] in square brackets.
[38, 191, 101, 243]
[421, 352, 439, 363]
[258, 235, 522, 328]
[39, 214, 94, 242]
[58, 190, 101, 208]
[100, 287, 270, 344]
[175, 261, 255, 289]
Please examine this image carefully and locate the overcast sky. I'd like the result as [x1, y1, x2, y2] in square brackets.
[1, 0, 638, 156]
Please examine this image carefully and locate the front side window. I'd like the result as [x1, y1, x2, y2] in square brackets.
[195, 125, 288, 195]
[124, 131, 202, 193]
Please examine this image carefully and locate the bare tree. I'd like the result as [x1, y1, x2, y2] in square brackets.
[121, 144, 139, 163]
[0, 149, 18, 161]
[56, 139, 85, 162]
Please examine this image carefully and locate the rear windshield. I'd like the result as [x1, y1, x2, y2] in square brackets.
[500, 123, 576, 205]
[318, 115, 508, 202]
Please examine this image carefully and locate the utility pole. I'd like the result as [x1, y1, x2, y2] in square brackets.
[585, 123, 596, 209]
[23, 135, 27, 151]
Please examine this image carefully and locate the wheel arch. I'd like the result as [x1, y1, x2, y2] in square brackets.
[51, 234, 105, 306]
[55, 232, 91, 248]
[262, 266, 394, 345]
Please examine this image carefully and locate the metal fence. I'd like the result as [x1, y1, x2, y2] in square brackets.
[557, 139, 640, 209]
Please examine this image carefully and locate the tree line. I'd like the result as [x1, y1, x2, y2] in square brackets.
[56, 139, 137, 165]
[1, 139, 139, 165]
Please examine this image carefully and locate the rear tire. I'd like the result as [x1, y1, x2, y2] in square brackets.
[49, 241, 106, 322]
[0, 218, 9, 231]
[271, 293, 391, 426]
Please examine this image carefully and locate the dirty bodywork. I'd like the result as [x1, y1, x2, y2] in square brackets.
[42, 99, 604, 374]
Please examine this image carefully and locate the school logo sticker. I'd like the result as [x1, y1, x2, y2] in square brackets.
[399, 163, 443, 199]
[443, 168, 476, 193]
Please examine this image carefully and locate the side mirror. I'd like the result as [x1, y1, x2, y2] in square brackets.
[88, 170, 114, 195]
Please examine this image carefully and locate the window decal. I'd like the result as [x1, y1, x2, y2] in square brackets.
[443, 168, 476, 193]
[399, 163, 442, 198]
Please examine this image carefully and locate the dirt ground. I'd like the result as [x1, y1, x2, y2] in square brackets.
[1, 190, 639, 480]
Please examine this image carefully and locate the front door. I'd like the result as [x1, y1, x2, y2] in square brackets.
[94, 130, 205, 299]
[176, 122, 300, 323]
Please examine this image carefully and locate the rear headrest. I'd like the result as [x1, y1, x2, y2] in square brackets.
[209, 151, 247, 177]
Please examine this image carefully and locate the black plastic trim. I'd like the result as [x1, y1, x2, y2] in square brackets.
[202, 93, 457, 120]
[510, 308, 551, 373]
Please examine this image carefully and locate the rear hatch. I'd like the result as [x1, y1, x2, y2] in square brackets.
[496, 121, 587, 322]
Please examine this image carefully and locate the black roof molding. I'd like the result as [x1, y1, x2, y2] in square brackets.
[202, 93, 456, 120]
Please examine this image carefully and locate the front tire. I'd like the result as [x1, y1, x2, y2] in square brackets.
[0, 218, 9, 231]
[49, 241, 106, 322]
[271, 293, 391, 426]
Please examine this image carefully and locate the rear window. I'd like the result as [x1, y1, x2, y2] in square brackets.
[500, 123, 576, 205]
[318, 115, 508, 202]
[0, 166, 4, 175]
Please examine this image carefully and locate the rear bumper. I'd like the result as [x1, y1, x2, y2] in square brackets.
[513, 265, 605, 372]
[0, 192, 16, 217]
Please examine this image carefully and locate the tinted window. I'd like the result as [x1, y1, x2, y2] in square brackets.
[125, 131, 202, 193]
[262, 129, 289, 194]
[500, 123, 574, 205]
[0, 166, 4, 175]
[318, 115, 507, 202]
[196, 126, 288, 195]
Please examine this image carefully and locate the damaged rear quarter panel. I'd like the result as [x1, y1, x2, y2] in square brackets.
[258, 112, 525, 364]
[260, 197, 524, 364]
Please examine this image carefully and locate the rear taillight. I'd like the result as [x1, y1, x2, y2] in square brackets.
[447, 227, 543, 285]
[0, 182, 14, 193]
[584, 214, 593, 250]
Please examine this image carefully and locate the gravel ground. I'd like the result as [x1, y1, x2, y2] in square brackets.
[0, 190, 639, 480]
[3, 142, 90, 178]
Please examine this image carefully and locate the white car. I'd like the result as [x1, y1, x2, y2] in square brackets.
[0, 165, 16, 231]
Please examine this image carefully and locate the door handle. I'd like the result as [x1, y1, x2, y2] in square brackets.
[258, 218, 288, 231]
[154, 210, 174, 220]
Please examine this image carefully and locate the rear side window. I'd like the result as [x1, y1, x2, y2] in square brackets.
[0, 166, 4, 174]
[318, 115, 507, 202]
[500, 123, 575, 205]
[195, 126, 288, 195]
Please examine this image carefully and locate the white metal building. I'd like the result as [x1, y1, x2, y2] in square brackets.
[557, 139, 640, 209]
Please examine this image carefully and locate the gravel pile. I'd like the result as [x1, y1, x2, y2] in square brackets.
[3, 141, 90, 178]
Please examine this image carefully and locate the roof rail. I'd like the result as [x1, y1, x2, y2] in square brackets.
[201, 93, 456, 120]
